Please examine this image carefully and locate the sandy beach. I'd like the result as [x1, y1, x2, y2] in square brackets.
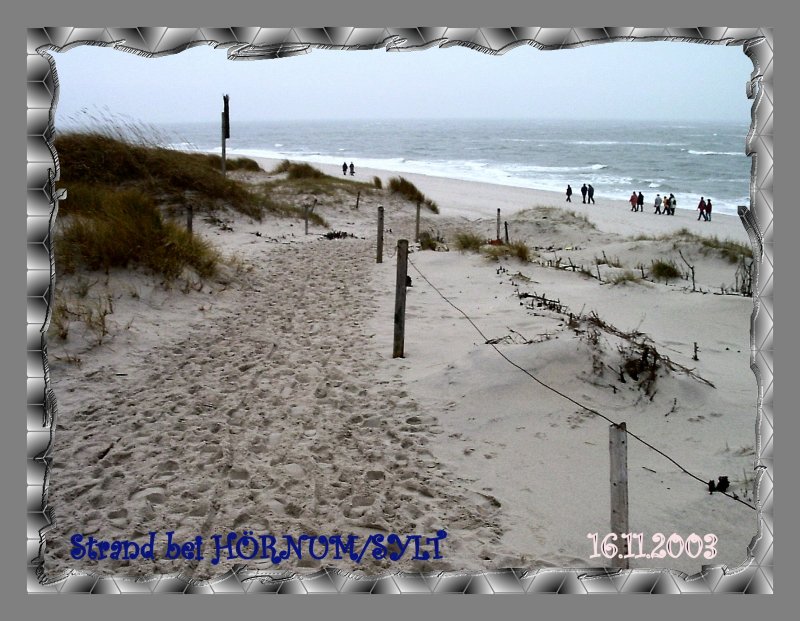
[43, 156, 759, 581]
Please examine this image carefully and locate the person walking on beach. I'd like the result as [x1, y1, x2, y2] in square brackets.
[587, 184, 595, 204]
[342, 162, 348, 176]
[705, 199, 712, 221]
[629, 191, 638, 211]
[654, 193, 663, 214]
[697, 197, 708, 221]
[566, 185, 573, 202]
[349, 162, 355, 176]
[637, 192, 644, 212]
[668, 193, 676, 215]
[581, 184, 588, 203]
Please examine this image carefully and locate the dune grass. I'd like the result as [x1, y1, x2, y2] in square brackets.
[651, 259, 681, 282]
[632, 228, 753, 263]
[55, 184, 220, 280]
[387, 176, 439, 213]
[454, 231, 485, 252]
[483, 241, 532, 262]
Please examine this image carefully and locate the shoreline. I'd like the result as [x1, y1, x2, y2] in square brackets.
[244, 154, 750, 242]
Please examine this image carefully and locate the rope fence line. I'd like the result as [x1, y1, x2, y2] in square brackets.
[406, 256, 757, 512]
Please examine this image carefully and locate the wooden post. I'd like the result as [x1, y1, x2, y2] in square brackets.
[415, 202, 421, 243]
[304, 205, 309, 235]
[377, 205, 384, 264]
[504, 221, 509, 245]
[393, 239, 409, 358]
[693, 342, 699, 361]
[356, 191, 360, 210]
[496, 209, 501, 242]
[186, 204, 193, 235]
[221, 94, 230, 177]
[610, 422, 629, 569]
[221, 111, 227, 177]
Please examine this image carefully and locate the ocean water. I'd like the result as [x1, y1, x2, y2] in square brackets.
[159, 118, 751, 216]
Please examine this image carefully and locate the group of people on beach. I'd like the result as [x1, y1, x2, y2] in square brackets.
[342, 161, 355, 176]
[624, 191, 713, 221]
[565, 184, 595, 204]
[629, 191, 677, 216]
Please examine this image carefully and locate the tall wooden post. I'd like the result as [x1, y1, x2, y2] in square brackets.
[393, 239, 409, 358]
[415, 202, 421, 243]
[504, 221, 509, 245]
[221, 112, 227, 177]
[496, 209, 501, 242]
[356, 191, 361, 210]
[377, 205, 385, 264]
[221, 94, 230, 177]
[187, 204, 193, 236]
[304, 205, 309, 235]
[610, 422, 629, 569]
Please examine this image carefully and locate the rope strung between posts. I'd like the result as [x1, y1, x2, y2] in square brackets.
[407, 256, 757, 512]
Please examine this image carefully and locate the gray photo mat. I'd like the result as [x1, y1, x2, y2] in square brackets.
[26, 27, 774, 594]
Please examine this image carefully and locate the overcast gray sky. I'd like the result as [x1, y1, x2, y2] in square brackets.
[52, 40, 754, 125]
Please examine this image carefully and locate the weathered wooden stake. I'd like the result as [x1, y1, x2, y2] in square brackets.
[496, 208, 501, 242]
[693, 342, 699, 361]
[610, 422, 629, 569]
[393, 239, 409, 358]
[415, 203, 421, 243]
[221, 111, 227, 177]
[356, 191, 361, 210]
[304, 205, 309, 235]
[504, 221, 509, 244]
[376, 205, 385, 263]
[186, 204, 193, 235]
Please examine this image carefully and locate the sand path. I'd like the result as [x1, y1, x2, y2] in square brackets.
[45, 234, 511, 580]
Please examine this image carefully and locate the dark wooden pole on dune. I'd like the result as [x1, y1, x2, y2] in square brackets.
[221, 94, 230, 177]
[377, 205, 385, 263]
[393, 239, 409, 358]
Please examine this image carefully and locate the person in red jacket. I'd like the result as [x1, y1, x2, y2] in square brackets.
[629, 191, 638, 211]
[697, 197, 708, 221]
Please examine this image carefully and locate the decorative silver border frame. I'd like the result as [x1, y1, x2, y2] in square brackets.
[26, 27, 774, 594]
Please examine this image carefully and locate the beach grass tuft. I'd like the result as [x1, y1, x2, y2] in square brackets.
[387, 176, 439, 213]
[270, 159, 328, 180]
[373, 176, 383, 189]
[483, 241, 532, 262]
[650, 259, 681, 282]
[632, 228, 753, 263]
[609, 270, 643, 285]
[55, 184, 221, 281]
[454, 231, 485, 252]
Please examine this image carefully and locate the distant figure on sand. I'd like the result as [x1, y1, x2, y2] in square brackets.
[705, 199, 712, 221]
[629, 192, 638, 211]
[342, 162, 348, 176]
[637, 192, 644, 212]
[667, 193, 676, 215]
[654, 194, 663, 214]
[587, 184, 595, 204]
[697, 197, 708, 221]
[349, 162, 355, 176]
[566, 184, 573, 202]
[581, 184, 588, 203]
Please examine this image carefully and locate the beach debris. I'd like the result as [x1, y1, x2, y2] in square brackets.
[323, 230, 355, 240]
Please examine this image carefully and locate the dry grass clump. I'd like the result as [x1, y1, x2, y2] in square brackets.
[55, 184, 220, 280]
[609, 270, 643, 285]
[270, 159, 328, 179]
[632, 228, 753, 263]
[54, 132, 261, 218]
[454, 231, 485, 252]
[483, 241, 532, 262]
[650, 259, 681, 282]
[387, 176, 439, 213]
